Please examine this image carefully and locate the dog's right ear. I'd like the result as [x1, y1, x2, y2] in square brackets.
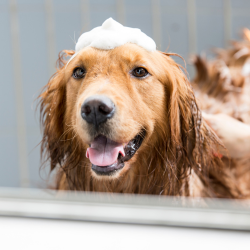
[39, 50, 75, 171]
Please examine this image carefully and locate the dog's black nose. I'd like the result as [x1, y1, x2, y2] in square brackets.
[81, 95, 115, 128]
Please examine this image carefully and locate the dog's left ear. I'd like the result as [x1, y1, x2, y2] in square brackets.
[162, 53, 212, 170]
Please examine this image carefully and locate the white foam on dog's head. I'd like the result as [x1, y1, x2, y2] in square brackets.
[68, 18, 156, 64]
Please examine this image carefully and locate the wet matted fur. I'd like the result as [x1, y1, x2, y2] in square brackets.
[192, 28, 250, 123]
[192, 29, 250, 198]
[39, 44, 240, 197]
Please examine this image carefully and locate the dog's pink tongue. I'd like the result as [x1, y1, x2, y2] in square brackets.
[86, 136, 125, 166]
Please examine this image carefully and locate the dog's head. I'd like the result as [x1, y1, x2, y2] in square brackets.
[40, 44, 217, 191]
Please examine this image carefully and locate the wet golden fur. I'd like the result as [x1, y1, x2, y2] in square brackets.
[39, 44, 240, 197]
[192, 29, 250, 198]
[192, 29, 250, 123]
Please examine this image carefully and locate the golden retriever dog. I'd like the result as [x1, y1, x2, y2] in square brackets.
[192, 29, 250, 198]
[39, 43, 241, 198]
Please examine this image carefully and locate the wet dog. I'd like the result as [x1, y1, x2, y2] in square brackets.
[39, 44, 240, 197]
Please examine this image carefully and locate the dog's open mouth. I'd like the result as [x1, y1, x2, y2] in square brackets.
[86, 130, 146, 176]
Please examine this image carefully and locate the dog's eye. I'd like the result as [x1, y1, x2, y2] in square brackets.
[73, 67, 86, 79]
[132, 67, 149, 78]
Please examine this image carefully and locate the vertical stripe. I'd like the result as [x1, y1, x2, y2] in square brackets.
[80, 0, 90, 33]
[45, 0, 57, 76]
[9, 0, 29, 187]
[116, 0, 126, 25]
[151, 0, 162, 50]
[223, 0, 231, 47]
[187, 0, 197, 55]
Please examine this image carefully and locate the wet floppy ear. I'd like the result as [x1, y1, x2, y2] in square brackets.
[39, 50, 74, 171]
[162, 53, 203, 166]
[39, 70, 66, 171]
[162, 54, 192, 147]
[169, 73, 203, 169]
